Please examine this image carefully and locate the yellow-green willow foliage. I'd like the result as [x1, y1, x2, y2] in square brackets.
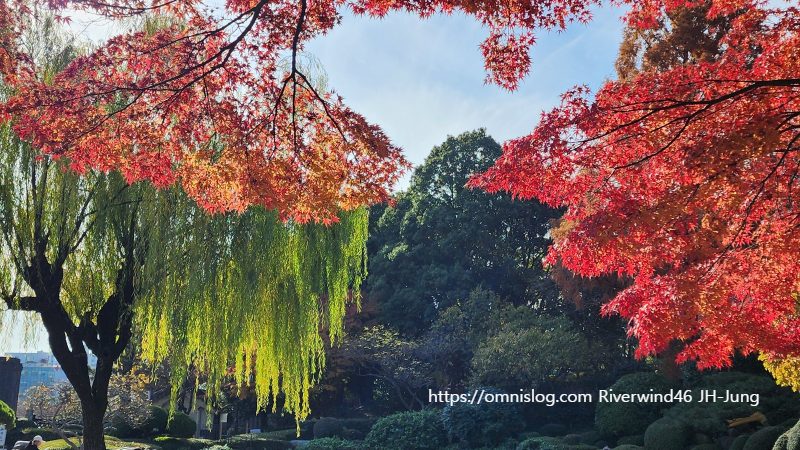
[136, 193, 368, 422]
[0, 123, 368, 424]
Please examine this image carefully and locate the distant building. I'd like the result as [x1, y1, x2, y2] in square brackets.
[4, 351, 97, 413]
[0, 357, 22, 412]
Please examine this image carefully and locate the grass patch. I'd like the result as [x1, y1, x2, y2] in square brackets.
[41, 436, 161, 450]
[248, 430, 297, 441]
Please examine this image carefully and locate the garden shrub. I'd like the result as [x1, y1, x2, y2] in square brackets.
[516, 437, 566, 450]
[224, 435, 292, 450]
[303, 438, 364, 450]
[563, 434, 581, 445]
[364, 410, 446, 450]
[23, 428, 61, 442]
[730, 435, 751, 450]
[698, 373, 800, 425]
[144, 406, 170, 433]
[167, 411, 198, 438]
[154, 436, 210, 450]
[662, 405, 727, 436]
[0, 400, 14, 428]
[567, 444, 597, 450]
[691, 444, 720, 450]
[774, 419, 800, 450]
[341, 419, 376, 435]
[106, 420, 134, 438]
[539, 424, 568, 437]
[490, 440, 520, 450]
[616, 435, 644, 446]
[442, 388, 525, 448]
[643, 418, 692, 450]
[612, 445, 642, 450]
[314, 418, 345, 439]
[596, 373, 681, 438]
[340, 429, 364, 440]
[7, 419, 34, 445]
[743, 427, 786, 450]
[578, 431, 600, 445]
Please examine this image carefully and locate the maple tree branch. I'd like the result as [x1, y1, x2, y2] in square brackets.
[75, 0, 185, 12]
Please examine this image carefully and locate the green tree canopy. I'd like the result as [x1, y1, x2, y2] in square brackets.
[367, 129, 562, 335]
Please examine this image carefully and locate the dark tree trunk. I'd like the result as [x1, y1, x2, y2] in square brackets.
[21, 232, 138, 450]
[80, 402, 107, 450]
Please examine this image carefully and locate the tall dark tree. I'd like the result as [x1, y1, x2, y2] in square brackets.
[367, 129, 562, 336]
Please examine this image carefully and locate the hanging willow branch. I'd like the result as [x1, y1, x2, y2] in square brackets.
[136, 195, 367, 421]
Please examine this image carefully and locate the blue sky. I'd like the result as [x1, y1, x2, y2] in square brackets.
[306, 7, 625, 189]
[1, 6, 624, 353]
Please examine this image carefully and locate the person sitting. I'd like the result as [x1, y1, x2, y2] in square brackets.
[12, 435, 45, 450]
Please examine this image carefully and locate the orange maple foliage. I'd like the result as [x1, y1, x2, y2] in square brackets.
[0, 0, 601, 221]
[472, 0, 800, 370]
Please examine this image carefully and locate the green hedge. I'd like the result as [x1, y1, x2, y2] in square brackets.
[441, 388, 524, 448]
[314, 418, 345, 439]
[364, 410, 446, 450]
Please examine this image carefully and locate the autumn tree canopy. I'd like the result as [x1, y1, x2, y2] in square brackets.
[471, 0, 800, 384]
[0, 0, 601, 220]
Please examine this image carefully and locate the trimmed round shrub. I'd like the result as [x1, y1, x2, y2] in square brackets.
[568, 444, 598, 450]
[564, 434, 582, 445]
[612, 445, 642, 450]
[775, 419, 800, 450]
[516, 437, 565, 450]
[342, 419, 376, 435]
[0, 400, 15, 428]
[775, 432, 790, 450]
[730, 435, 751, 450]
[442, 388, 525, 448]
[304, 437, 364, 450]
[364, 410, 446, 450]
[579, 431, 601, 445]
[691, 445, 721, 450]
[616, 435, 644, 446]
[166, 410, 197, 438]
[314, 418, 346, 439]
[743, 427, 786, 450]
[144, 406, 170, 433]
[106, 420, 134, 438]
[644, 418, 692, 450]
[596, 373, 681, 438]
[662, 405, 727, 436]
[540, 424, 568, 437]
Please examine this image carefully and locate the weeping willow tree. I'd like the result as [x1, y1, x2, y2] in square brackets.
[0, 127, 368, 449]
[0, 21, 367, 450]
